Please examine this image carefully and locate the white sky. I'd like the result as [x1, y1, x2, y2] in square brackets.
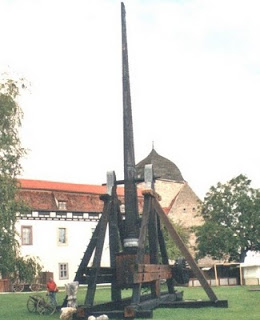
[0, 0, 259, 199]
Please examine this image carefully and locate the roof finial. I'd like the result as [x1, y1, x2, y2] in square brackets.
[152, 141, 155, 150]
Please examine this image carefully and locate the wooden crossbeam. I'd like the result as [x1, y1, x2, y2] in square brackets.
[133, 270, 172, 283]
[134, 264, 172, 284]
[135, 264, 171, 273]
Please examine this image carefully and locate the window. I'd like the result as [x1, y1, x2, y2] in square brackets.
[59, 263, 69, 280]
[21, 226, 33, 245]
[58, 228, 67, 245]
[58, 201, 67, 210]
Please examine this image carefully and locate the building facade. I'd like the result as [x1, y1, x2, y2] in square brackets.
[16, 179, 125, 286]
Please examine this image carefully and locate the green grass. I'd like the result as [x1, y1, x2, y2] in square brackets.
[0, 286, 259, 320]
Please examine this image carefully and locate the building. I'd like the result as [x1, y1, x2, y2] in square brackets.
[240, 251, 260, 285]
[16, 179, 128, 286]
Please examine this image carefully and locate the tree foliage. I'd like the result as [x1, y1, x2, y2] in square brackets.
[163, 221, 190, 261]
[0, 79, 25, 177]
[15, 256, 42, 283]
[0, 76, 38, 280]
[195, 174, 260, 262]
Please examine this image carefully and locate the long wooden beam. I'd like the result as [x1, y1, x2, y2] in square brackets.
[121, 1, 139, 242]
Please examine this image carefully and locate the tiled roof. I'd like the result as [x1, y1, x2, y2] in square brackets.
[19, 179, 124, 196]
[17, 179, 143, 213]
[18, 189, 105, 212]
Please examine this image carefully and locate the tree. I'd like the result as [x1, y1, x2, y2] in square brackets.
[0, 76, 39, 281]
[195, 174, 260, 262]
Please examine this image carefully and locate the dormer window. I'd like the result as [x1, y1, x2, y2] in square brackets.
[58, 201, 67, 210]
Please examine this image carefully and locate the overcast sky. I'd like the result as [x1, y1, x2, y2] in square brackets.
[1, 0, 259, 199]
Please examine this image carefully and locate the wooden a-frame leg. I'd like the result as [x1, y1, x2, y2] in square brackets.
[62, 218, 102, 307]
[84, 196, 111, 307]
[109, 192, 122, 302]
[74, 220, 101, 282]
[131, 194, 152, 305]
[153, 197, 218, 302]
[157, 217, 175, 294]
[148, 207, 160, 298]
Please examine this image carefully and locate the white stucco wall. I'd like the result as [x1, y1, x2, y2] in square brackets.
[241, 251, 260, 284]
[16, 217, 110, 286]
[242, 265, 260, 279]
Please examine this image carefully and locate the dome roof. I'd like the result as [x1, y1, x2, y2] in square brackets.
[135, 149, 184, 182]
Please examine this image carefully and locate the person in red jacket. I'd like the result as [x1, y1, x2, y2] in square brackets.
[46, 277, 58, 306]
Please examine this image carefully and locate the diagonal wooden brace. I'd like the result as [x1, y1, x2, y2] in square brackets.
[151, 193, 218, 302]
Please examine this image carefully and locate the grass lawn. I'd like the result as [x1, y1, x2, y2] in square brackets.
[0, 285, 259, 320]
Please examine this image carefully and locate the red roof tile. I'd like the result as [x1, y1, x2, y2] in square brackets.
[18, 179, 125, 196]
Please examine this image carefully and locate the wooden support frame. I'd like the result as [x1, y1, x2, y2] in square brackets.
[71, 172, 227, 319]
[71, 164, 228, 320]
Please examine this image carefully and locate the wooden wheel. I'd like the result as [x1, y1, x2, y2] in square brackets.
[12, 282, 24, 292]
[37, 297, 56, 315]
[30, 283, 41, 291]
[27, 296, 39, 313]
[36, 297, 46, 315]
